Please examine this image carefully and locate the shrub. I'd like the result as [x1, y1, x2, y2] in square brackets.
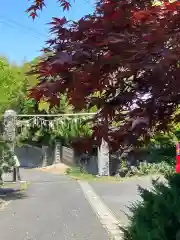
[126, 161, 175, 177]
[149, 146, 175, 166]
[121, 173, 180, 240]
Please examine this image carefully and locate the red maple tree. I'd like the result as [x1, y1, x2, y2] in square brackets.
[28, 0, 180, 151]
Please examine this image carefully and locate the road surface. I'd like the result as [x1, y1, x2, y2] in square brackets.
[90, 175, 161, 225]
[0, 169, 109, 240]
[1, 169, 161, 239]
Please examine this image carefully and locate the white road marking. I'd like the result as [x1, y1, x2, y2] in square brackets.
[78, 181, 123, 240]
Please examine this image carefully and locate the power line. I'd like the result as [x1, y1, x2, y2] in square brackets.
[0, 14, 47, 37]
[0, 20, 45, 41]
[0, 14, 48, 40]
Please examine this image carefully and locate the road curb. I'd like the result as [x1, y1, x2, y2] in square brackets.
[78, 181, 123, 240]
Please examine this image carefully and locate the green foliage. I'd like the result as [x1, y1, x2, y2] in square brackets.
[0, 55, 47, 116]
[118, 158, 129, 177]
[148, 122, 180, 166]
[0, 138, 15, 180]
[18, 118, 93, 147]
[0, 55, 96, 148]
[126, 161, 174, 177]
[121, 119, 178, 178]
[20, 98, 37, 114]
[53, 118, 92, 146]
[0, 56, 40, 116]
[17, 126, 55, 147]
[50, 94, 74, 114]
[121, 173, 180, 240]
[0, 57, 28, 114]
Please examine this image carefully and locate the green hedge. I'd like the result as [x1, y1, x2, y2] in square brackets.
[121, 173, 180, 240]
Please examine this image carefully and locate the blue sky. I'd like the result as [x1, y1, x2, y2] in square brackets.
[0, 1, 95, 65]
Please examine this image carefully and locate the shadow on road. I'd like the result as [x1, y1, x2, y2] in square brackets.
[0, 187, 27, 201]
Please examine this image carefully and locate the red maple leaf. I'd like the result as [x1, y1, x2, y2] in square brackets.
[27, 0, 180, 151]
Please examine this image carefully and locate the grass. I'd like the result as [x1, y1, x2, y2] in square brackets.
[65, 166, 157, 182]
[19, 181, 30, 191]
[1, 181, 30, 190]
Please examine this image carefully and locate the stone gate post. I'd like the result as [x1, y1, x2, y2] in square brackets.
[3, 110, 17, 181]
[97, 138, 110, 176]
[42, 145, 48, 167]
[54, 141, 61, 164]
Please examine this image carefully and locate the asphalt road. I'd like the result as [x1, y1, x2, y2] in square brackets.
[90, 175, 162, 226]
[0, 169, 109, 240]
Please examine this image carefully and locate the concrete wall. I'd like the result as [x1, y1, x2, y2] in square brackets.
[74, 151, 99, 175]
[16, 144, 143, 176]
[62, 146, 74, 165]
[15, 144, 99, 175]
[14, 143, 152, 175]
[85, 155, 98, 175]
[60, 146, 98, 175]
[15, 144, 54, 168]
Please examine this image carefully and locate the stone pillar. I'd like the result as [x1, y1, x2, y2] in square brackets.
[54, 141, 61, 164]
[42, 145, 48, 167]
[3, 110, 17, 181]
[97, 138, 109, 176]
